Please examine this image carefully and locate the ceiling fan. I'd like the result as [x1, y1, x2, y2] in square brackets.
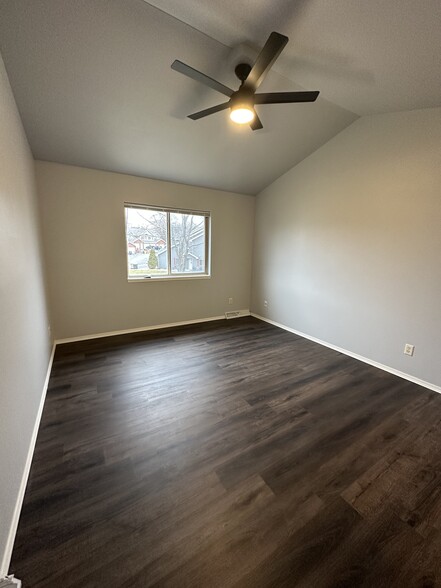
[171, 32, 320, 131]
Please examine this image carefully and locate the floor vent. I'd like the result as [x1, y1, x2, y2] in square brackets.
[225, 311, 241, 319]
[0, 577, 22, 588]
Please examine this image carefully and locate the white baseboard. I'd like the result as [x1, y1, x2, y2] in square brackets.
[1, 343, 56, 577]
[55, 311, 250, 345]
[251, 313, 441, 395]
[0, 575, 21, 587]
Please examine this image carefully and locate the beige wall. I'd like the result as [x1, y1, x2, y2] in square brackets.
[36, 162, 255, 340]
[0, 55, 52, 573]
[252, 107, 441, 389]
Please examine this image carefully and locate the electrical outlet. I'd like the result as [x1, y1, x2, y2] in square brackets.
[264, 300, 268, 308]
[404, 343, 415, 356]
[228, 297, 233, 305]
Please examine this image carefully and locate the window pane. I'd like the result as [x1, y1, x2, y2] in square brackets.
[125, 207, 168, 278]
[170, 213, 206, 274]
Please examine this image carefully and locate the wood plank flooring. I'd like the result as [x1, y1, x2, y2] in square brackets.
[10, 316, 441, 587]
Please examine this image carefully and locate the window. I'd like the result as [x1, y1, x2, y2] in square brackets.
[124, 203, 210, 280]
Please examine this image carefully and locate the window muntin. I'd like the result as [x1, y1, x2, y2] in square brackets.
[125, 204, 210, 280]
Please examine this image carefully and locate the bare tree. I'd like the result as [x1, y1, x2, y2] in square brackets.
[171, 214, 194, 272]
[136, 211, 167, 242]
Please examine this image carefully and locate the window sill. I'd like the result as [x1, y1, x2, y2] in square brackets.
[127, 275, 211, 283]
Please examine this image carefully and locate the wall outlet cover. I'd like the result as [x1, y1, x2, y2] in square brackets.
[404, 344, 415, 356]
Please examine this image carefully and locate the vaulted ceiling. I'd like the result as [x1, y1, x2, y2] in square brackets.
[147, 0, 441, 115]
[0, 1, 439, 195]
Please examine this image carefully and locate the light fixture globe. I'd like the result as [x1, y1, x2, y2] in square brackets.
[229, 89, 255, 125]
[230, 106, 255, 124]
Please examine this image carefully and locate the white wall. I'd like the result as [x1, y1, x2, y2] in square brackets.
[252, 107, 441, 389]
[0, 55, 52, 573]
[36, 162, 255, 340]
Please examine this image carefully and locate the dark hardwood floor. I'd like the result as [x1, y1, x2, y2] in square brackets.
[11, 317, 441, 587]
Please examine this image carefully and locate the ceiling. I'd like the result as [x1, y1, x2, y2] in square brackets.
[147, 0, 441, 115]
[0, 1, 439, 195]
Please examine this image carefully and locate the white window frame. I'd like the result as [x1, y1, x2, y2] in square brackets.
[124, 203, 211, 281]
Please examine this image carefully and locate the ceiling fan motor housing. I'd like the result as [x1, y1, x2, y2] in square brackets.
[235, 63, 252, 83]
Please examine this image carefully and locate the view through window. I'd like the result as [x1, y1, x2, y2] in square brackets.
[125, 204, 210, 279]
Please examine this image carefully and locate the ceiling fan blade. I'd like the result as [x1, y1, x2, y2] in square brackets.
[254, 91, 320, 104]
[243, 32, 288, 91]
[188, 102, 230, 120]
[250, 112, 263, 131]
[172, 60, 234, 98]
